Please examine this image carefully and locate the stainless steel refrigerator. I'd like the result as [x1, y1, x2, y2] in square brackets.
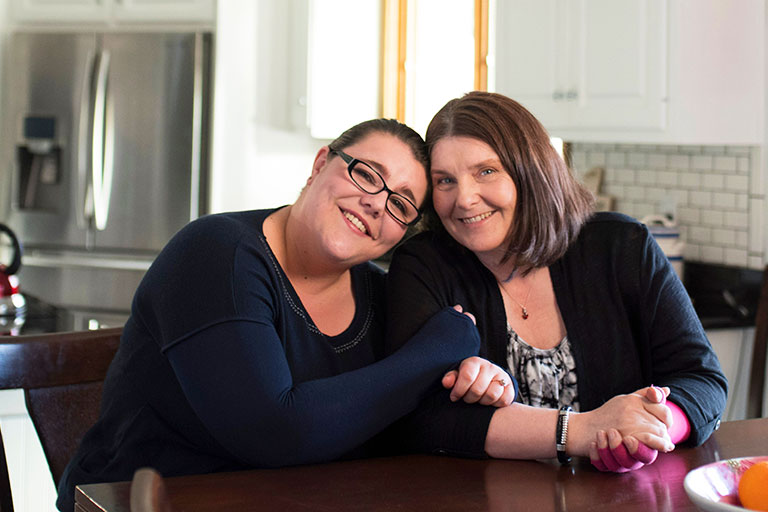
[1, 32, 212, 328]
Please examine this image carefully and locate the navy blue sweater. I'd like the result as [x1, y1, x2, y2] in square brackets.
[386, 212, 727, 457]
[57, 209, 480, 511]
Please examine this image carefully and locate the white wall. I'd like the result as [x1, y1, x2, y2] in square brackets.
[210, 0, 325, 214]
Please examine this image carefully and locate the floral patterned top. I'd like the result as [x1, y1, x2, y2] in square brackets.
[505, 324, 580, 411]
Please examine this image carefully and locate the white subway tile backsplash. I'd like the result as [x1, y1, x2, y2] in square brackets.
[608, 152, 626, 167]
[674, 189, 689, 206]
[657, 171, 677, 186]
[648, 154, 667, 169]
[700, 210, 724, 227]
[645, 187, 667, 201]
[690, 226, 712, 243]
[701, 246, 725, 263]
[637, 171, 657, 185]
[736, 231, 748, 249]
[570, 152, 587, 172]
[749, 198, 765, 253]
[712, 228, 736, 245]
[575, 143, 764, 268]
[678, 207, 700, 224]
[725, 211, 749, 229]
[724, 248, 748, 267]
[616, 169, 637, 184]
[684, 243, 701, 261]
[725, 175, 749, 192]
[626, 185, 645, 200]
[604, 184, 625, 197]
[691, 155, 714, 170]
[690, 190, 712, 207]
[738, 157, 750, 173]
[712, 192, 737, 209]
[628, 153, 647, 167]
[702, 174, 725, 190]
[635, 203, 655, 219]
[668, 154, 690, 169]
[588, 152, 606, 166]
[679, 172, 700, 188]
[713, 156, 738, 172]
[702, 146, 726, 156]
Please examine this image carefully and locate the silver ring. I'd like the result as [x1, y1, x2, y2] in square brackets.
[493, 378, 507, 387]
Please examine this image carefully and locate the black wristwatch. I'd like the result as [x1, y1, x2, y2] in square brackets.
[556, 405, 573, 464]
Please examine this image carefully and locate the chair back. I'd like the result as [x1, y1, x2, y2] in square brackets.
[0, 327, 122, 510]
[746, 265, 768, 418]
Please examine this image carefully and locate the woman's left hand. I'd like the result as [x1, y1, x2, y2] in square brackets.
[442, 356, 515, 407]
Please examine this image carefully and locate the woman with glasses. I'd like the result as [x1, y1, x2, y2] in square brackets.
[385, 92, 727, 473]
[57, 119, 515, 512]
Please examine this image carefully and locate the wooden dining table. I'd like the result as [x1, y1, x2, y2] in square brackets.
[75, 417, 768, 511]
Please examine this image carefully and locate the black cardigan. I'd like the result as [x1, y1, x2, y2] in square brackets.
[386, 212, 727, 456]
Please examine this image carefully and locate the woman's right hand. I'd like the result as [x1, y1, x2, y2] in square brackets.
[441, 305, 515, 408]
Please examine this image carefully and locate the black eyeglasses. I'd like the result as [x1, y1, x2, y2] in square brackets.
[330, 149, 422, 226]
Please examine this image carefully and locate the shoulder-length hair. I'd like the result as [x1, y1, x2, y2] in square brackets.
[425, 91, 594, 272]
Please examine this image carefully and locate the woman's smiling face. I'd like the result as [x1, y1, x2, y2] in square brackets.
[430, 136, 517, 260]
[300, 132, 428, 266]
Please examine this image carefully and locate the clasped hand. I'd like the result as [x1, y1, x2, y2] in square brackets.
[440, 305, 516, 408]
[587, 385, 674, 473]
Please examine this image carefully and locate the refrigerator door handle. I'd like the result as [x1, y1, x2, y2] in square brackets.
[92, 50, 114, 231]
[77, 50, 96, 229]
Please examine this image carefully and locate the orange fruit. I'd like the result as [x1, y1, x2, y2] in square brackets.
[739, 460, 768, 511]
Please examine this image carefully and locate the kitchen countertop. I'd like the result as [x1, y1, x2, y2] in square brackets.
[2, 262, 759, 336]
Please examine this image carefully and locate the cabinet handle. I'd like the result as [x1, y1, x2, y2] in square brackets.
[566, 89, 578, 100]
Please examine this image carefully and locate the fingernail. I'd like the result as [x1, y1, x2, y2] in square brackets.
[651, 384, 666, 403]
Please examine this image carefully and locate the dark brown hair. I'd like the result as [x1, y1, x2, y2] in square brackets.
[328, 118, 429, 178]
[425, 91, 593, 272]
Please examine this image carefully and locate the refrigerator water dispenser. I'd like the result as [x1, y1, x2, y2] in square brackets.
[16, 115, 61, 210]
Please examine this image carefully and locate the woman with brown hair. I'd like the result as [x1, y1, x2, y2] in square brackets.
[386, 92, 726, 471]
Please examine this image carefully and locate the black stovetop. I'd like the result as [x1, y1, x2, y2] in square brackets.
[0, 294, 128, 336]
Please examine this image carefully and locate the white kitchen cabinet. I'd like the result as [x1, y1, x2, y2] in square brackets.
[707, 327, 755, 422]
[10, 0, 216, 26]
[495, 0, 667, 132]
[0, 389, 58, 512]
[494, 0, 765, 145]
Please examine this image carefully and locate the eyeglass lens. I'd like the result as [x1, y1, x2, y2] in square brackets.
[348, 161, 418, 224]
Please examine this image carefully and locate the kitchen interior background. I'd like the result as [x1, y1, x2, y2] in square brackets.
[209, 0, 768, 271]
[1, 0, 766, 271]
[0, 1, 767, 511]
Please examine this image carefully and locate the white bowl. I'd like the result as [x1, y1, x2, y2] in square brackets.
[684, 456, 768, 511]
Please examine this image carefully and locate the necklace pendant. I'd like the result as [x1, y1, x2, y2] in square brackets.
[521, 307, 529, 320]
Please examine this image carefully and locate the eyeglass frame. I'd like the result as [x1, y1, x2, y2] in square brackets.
[329, 149, 422, 227]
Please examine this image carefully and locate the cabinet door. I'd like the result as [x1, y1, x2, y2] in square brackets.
[574, 0, 667, 130]
[494, 0, 667, 131]
[495, 0, 570, 127]
[10, 0, 108, 23]
[111, 0, 216, 23]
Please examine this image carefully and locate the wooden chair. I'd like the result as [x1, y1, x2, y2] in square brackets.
[0, 327, 122, 511]
[746, 265, 768, 419]
[130, 467, 173, 512]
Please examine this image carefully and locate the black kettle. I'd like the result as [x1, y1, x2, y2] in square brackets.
[0, 223, 24, 316]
